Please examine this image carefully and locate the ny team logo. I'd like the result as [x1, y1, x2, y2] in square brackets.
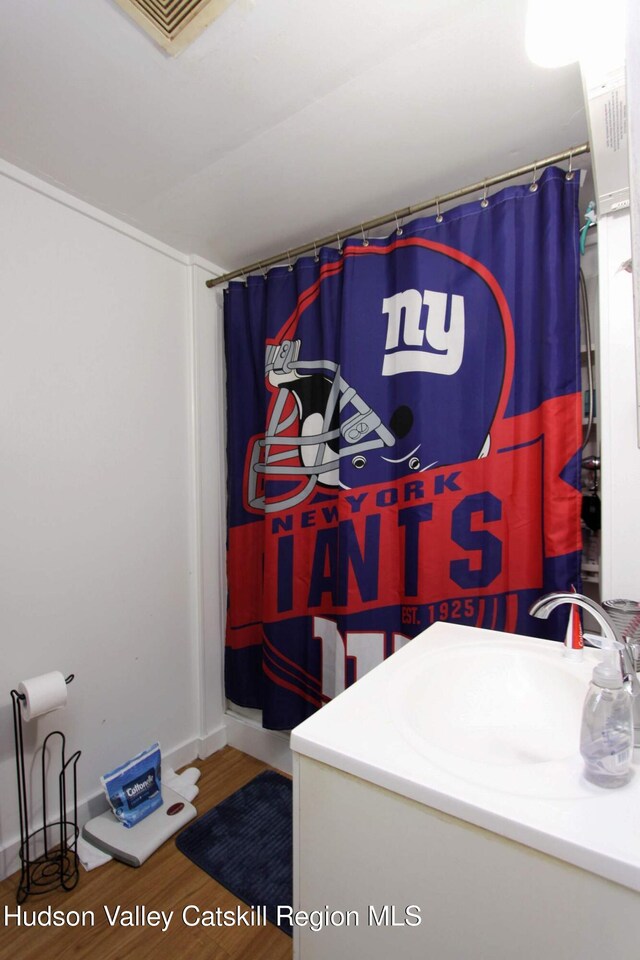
[381, 288, 465, 376]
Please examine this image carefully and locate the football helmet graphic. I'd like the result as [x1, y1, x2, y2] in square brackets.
[246, 243, 509, 513]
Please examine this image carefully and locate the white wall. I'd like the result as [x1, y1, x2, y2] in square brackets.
[0, 163, 226, 878]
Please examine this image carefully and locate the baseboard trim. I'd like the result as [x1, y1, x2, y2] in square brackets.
[224, 711, 292, 775]
[197, 723, 228, 759]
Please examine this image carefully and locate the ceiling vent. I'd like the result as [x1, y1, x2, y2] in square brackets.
[114, 0, 236, 55]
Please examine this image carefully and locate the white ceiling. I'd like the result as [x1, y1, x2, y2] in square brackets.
[0, 0, 589, 272]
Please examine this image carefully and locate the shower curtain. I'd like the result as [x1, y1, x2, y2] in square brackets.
[224, 166, 582, 730]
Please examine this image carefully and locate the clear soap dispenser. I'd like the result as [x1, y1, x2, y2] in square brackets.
[580, 648, 634, 788]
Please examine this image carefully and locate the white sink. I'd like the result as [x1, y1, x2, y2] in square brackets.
[291, 621, 640, 893]
[390, 631, 598, 798]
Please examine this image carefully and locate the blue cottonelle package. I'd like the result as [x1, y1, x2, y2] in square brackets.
[101, 743, 162, 828]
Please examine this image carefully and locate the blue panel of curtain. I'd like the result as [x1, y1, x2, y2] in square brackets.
[224, 166, 582, 730]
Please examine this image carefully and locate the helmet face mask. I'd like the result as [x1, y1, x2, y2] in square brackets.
[247, 342, 399, 512]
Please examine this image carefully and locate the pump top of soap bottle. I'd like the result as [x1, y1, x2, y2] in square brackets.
[591, 648, 624, 689]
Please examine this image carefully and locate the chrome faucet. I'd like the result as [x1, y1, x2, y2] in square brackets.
[530, 591, 619, 650]
[530, 592, 640, 752]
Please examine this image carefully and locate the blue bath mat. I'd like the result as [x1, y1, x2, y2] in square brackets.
[175, 770, 292, 936]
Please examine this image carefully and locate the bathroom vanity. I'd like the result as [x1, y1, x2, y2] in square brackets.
[290, 622, 640, 960]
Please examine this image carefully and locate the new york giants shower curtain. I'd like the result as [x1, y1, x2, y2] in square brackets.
[224, 166, 582, 730]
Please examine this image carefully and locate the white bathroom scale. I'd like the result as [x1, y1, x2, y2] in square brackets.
[82, 785, 196, 867]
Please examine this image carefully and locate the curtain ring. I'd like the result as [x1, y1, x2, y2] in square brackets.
[480, 181, 489, 208]
[313, 240, 320, 263]
[435, 198, 443, 223]
[529, 164, 538, 192]
[286, 250, 294, 272]
[565, 151, 574, 181]
[361, 224, 369, 247]
[394, 213, 403, 236]
[241, 270, 249, 287]
[336, 233, 342, 254]
[258, 261, 267, 279]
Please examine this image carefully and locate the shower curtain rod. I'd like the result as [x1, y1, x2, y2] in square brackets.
[205, 142, 589, 288]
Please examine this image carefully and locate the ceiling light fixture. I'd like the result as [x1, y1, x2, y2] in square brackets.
[525, 0, 626, 70]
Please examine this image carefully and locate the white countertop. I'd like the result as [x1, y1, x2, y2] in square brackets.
[290, 621, 640, 893]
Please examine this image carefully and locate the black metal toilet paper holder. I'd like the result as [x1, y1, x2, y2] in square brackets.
[10, 675, 81, 903]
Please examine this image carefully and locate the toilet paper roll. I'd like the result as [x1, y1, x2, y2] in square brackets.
[17, 671, 68, 721]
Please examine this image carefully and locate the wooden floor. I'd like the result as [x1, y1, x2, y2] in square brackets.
[0, 748, 292, 960]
